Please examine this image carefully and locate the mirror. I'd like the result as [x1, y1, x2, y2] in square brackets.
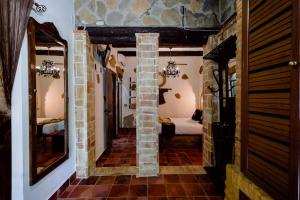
[27, 18, 68, 185]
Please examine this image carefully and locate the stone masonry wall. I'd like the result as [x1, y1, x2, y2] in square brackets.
[75, 0, 220, 27]
[202, 58, 219, 166]
[233, 0, 242, 167]
[220, 0, 236, 23]
[135, 33, 159, 177]
[225, 165, 272, 200]
[74, 30, 95, 178]
[202, 13, 236, 166]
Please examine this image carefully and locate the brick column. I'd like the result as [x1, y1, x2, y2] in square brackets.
[73, 30, 95, 178]
[135, 33, 159, 177]
[234, 0, 242, 167]
[202, 58, 219, 166]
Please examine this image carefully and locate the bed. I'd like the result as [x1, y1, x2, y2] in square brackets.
[37, 118, 64, 134]
[37, 118, 65, 152]
[159, 117, 203, 135]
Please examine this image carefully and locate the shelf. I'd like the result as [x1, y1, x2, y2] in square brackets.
[129, 77, 136, 110]
[203, 35, 237, 62]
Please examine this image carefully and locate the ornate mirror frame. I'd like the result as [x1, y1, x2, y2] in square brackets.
[27, 17, 69, 185]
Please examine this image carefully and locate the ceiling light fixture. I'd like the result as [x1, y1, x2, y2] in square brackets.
[36, 47, 60, 79]
[163, 48, 180, 78]
[36, 60, 60, 79]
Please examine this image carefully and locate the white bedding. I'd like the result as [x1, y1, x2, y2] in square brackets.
[159, 117, 203, 135]
[37, 118, 65, 134]
[42, 121, 64, 134]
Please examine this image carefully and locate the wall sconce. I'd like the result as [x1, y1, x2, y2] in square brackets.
[32, 2, 47, 15]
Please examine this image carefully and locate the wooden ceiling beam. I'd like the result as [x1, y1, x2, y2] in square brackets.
[36, 50, 64, 56]
[118, 51, 203, 57]
[78, 26, 220, 47]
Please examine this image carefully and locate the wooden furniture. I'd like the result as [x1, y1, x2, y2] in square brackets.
[27, 17, 69, 185]
[242, 0, 300, 199]
[161, 122, 175, 140]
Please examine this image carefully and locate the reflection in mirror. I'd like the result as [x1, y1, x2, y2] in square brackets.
[28, 17, 68, 184]
[35, 47, 65, 174]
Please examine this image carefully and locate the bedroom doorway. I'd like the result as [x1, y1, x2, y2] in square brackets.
[158, 52, 204, 168]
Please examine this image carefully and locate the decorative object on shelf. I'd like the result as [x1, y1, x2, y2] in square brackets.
[175, 93, 181, 99]
[129, 77, 136, 109]
[181, 74, 188, 80]
[131, 83, 136, 91]
[163, 48, 180, 78]
[96, 44, 111, 68]
[116, 66, 124, 79]
[109, 54, 116, 68]
[96, 74, 100, 83]
[36, 59, 60, 79]
[32, 2, 47, 15]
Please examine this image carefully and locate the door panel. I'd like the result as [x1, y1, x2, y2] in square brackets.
[104, 69, 117, 148]
[242, 0, 300, 199]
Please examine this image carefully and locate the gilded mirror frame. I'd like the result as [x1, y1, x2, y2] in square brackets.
[27, 17, 69, 185]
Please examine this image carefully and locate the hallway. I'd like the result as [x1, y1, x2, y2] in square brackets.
[53, 173, 223, 199]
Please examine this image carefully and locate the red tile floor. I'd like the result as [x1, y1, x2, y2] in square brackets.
[96, 129, 202, 167]
[57, 174, 224, 199]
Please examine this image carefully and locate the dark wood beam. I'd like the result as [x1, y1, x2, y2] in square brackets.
[118, 51, 203, 57]
[36, 50, 64, 56]
[78, 26, 220, 47]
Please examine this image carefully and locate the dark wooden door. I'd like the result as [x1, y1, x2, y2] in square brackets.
[242, 0, 300, 199]
[104, 69, 116, 148]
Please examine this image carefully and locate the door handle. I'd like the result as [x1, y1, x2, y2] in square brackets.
[289, 60, 298, 66]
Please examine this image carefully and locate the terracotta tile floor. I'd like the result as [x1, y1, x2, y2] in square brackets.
[96, 129, 202, 167]
[57, 174, 224, 199]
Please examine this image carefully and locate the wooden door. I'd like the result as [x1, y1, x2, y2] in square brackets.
[104, 69, 116, 148]
[242, 0, 300, 199]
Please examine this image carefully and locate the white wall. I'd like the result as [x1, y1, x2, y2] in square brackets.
[11, 0, 75, 200]
[95, 59, 105, 160]
[122, 55, 203, 119]
[36, 55, 65, 118]
[158, 56, 203, 118]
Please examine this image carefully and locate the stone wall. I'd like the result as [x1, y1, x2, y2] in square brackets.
[73, 30, 96, 178]
[202, 19, 236, 166]
[74, 0, 220, 27]
[135, 33, 159, 177]
[233, 0, 241, 167]
[225, 165, 272, 200]
[202, 58, 219, 166]
[220, 0, 236, 23]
